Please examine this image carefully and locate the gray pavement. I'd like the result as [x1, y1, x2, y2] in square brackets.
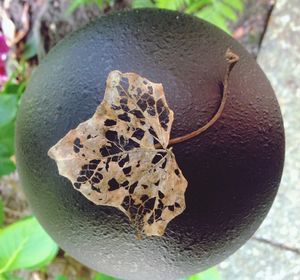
[218, 0, 300, 278]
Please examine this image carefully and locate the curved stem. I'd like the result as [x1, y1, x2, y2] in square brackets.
[167, 48, 239, 147]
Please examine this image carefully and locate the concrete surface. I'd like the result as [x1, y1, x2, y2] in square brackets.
[218, 0, 300, 279]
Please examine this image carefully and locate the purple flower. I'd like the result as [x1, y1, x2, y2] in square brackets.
[0, 32, 9, 86]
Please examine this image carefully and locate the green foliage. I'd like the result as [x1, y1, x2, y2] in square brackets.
[67, 0, 243, 32]
[0, 198, 4, 227]
[0, 119, 16, 176]
[23, 35, 39, 61]
[132, 0, 244, 33]
[0, 273, 24, 280]
[67, 0, 244, 32]
[93, 273, 122, 280]
[0, 95, 17, 125]
[0, 216, 58, 275]
[0, 158, 15, 178]
[0, 63, 27, 177]
[132, 0, 155, 8]
[155, 0, 189, 10]
[223, 0, 243, 11]
[0, 121, 15, 159]
[185, 267, 221, 280]
[0, 120, 15, 177]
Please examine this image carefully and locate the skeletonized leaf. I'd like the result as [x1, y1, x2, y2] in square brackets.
[48, 71, 187, 237]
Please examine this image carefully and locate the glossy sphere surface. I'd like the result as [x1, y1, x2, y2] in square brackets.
[16, 9, 285, 280]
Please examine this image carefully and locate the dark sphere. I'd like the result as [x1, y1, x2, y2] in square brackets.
[16, 9, 284, 280]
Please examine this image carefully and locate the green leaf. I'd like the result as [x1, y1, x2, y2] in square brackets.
[54, 275, 69, 280]
[0, 120, 16, 177]
[67, 0, 84, 13]
[0, 197, 4, 227]
[0, 95, 17, 126]
[0, 216, 58, 273]
[132, 0, 155, 9]
[223, 0, 243, 11]
[0, 121, 15, 158]
[183, 267, 221, 280]
[196, 6, 230, 33]
[185, 0, 212, 14]
[0, 272, 24, 280]
[1, 62, 26, 97]
[95, 0, 104, 9]
[23, 35, 38, 60]
[92, 273, 121, 280]
[1, 84, 19, 95]
[0, 158, 16, 177]
[66, 0, 90, 14]
[16, 82, 26, 98]
[156, 0, 188, 10]
[214, 2, 238, 21]
[1, 83, 26, 101]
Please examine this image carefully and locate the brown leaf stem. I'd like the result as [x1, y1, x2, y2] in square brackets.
[166, 48, 239, 147]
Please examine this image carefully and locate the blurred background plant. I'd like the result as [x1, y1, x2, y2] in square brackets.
[132, 0, 243, 33]
[0, 0, 278, 279]
[67, 0, 244, 33]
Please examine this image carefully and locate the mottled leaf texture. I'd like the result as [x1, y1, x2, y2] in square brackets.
[48, 71, 187, 237]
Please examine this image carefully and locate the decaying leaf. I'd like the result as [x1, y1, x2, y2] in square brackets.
[48, 70, 188, 237]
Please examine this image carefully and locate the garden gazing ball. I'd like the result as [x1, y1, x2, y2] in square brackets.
[15, 9, 285, 280]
